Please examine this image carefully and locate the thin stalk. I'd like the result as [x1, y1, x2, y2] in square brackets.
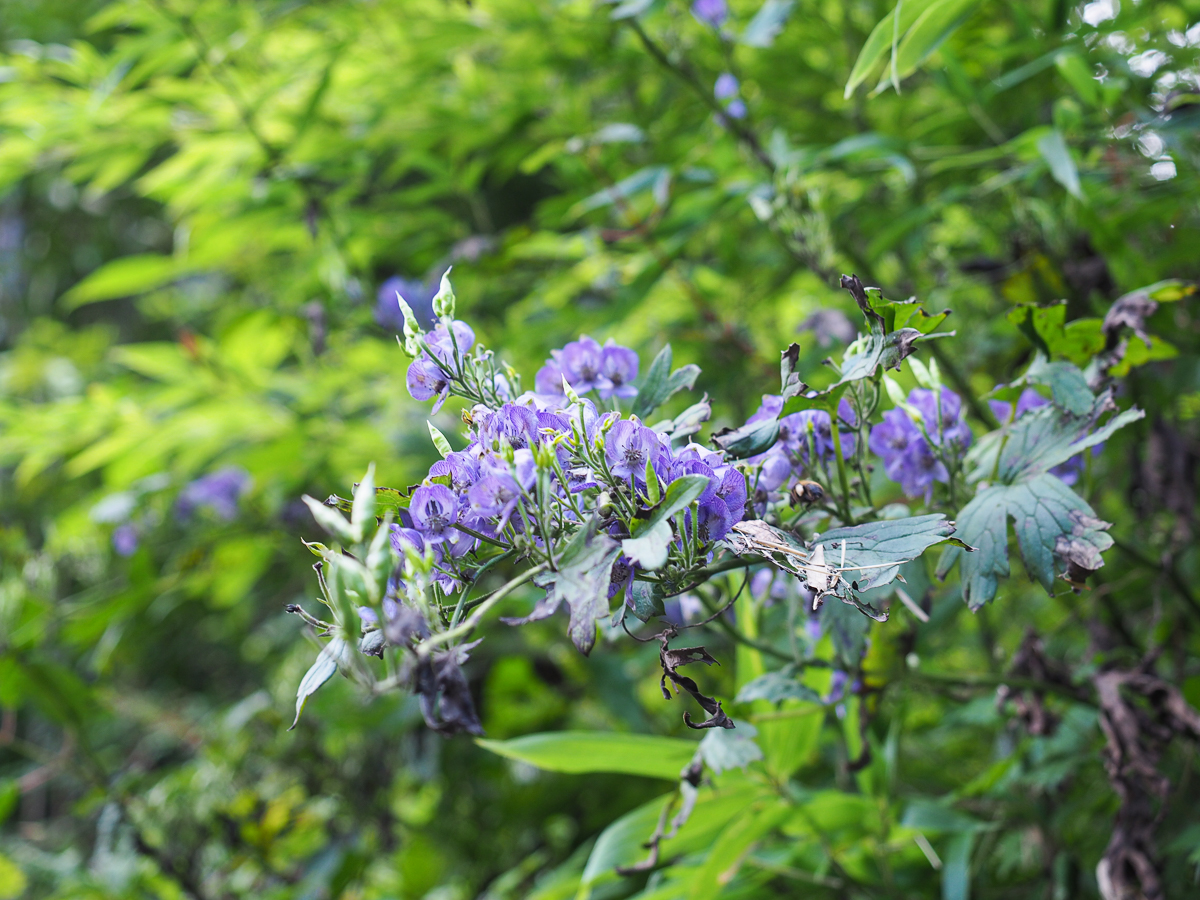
[418, 562, 550, 654]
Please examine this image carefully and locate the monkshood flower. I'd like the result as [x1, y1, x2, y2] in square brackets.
[409, 484, 460, 544]
[692, 0, 728, 29]
[407, 355, 452, 411]
[541, 336, 641, 400]
[989, 388, 1098, 485]
[598, 339, 639, 400]
[746, 394, 858, 469]
[376, 275, 437, 332]
[176, 467, 251, 521]
[424, 320, 476, 368]
[112, 523, 139, 557]
[606, 419, 660, 480]
[475, 403, 540, 451]
[428, 451, 480, 496]
[714, 73, 746, 120]
[869, 386, 971, 501]
[909, 387, 973, 450]
[869, 408, 947, 501]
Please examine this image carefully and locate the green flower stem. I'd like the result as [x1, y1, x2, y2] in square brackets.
[418, 562, 550, 655]
[829, 423, 856, 525]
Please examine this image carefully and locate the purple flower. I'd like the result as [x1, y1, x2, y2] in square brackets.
[376, 275, 436, 332]
[409, 484, 460, 544]
[723, 99, 747, 120]
[695, 496, 735, 542]
[475, 403, 540, 451]
[406, 354, 451, 412]
[756, 449, 793, 492]
[714, 466, 747, 523]
[605, 420, 659, 480]
[424, 320, 475, 367]
[112, 523, 139, 556]
[535, 361, 567, 397]
[176, 467, 250, 521]
[692, 0, 727, 28]
[552, 336, 605, 393]
[390, 525, 426, 556]
[868, 410, 946, 501]
[598, 339, 639, 400]
[909, 388, 972, 450]
[714, 73, 739, 100]
[429, 451, 481, 496]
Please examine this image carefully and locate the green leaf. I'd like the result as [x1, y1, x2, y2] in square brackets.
[845, 0, 939, 97]
[735, 667, 823, 704]
[1022, 354, 1092, 416]
[711, 416, 780, 459]
[937, 474, 1113, 608]
[887, 0, 979, 85]
[816, 514, 966, 591]
[688, 804, 791, 900]
[478, 731, 696, 779]
[350, 463, 376, 542]
[427, 422, 453, 458]
[943, 832, 976, 900]
[0, 853, 26, 900]
[290, 637, 349, 730]
[633, 344, 700, 419]
[622, 474, 710, 570]
[990, 396, 1143, 483]
[698, 724, 764, 773]
[0, 780, 17, 826]
[740, 0, 795, 48]
[303, 494, 356, 543]
[1036, 128, 1082, 200]
[582, 794, 673, 885]
[60, 254, 190, 309]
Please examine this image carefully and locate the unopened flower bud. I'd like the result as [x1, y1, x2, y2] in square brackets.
[432, 268, 456, 320]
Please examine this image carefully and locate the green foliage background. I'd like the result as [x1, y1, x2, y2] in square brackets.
[1, 0, 1198, 898]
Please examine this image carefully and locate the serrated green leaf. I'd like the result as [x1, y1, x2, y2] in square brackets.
[632, 344, 672, 419]
[993, 397, 1143, 483]
[1022, 354, 1093, 416]
[937, 474, 1113, 608]
[816, 514, 965, 591]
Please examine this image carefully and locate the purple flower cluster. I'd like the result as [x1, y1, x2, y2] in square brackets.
[744, 394, 857, 500]
[406, 320, 476, 413]
[535, 336, 639, 401]
[869, 388, 971, 501]
[176, 467, 251, 521]
[989, 388, 1097, 484]
[395, 385, 748, 602]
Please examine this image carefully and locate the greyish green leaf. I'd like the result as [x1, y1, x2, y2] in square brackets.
[740, 0, 795, 48]
[991, 393, 1144, 483]
[290, 637, 350, 730]
[622, 473, 711, 570]
[711, 416, 780, 459]
[815, 514, 967, 591]
[1021, 354, 1093, 416]
[937, 473, 1113, 609]
[505, 517, 621, 655]
[699, 723, 763, 773]
[735, 667, 823, 704]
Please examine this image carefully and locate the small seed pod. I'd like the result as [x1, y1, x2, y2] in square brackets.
[790, 479, 825, 507]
